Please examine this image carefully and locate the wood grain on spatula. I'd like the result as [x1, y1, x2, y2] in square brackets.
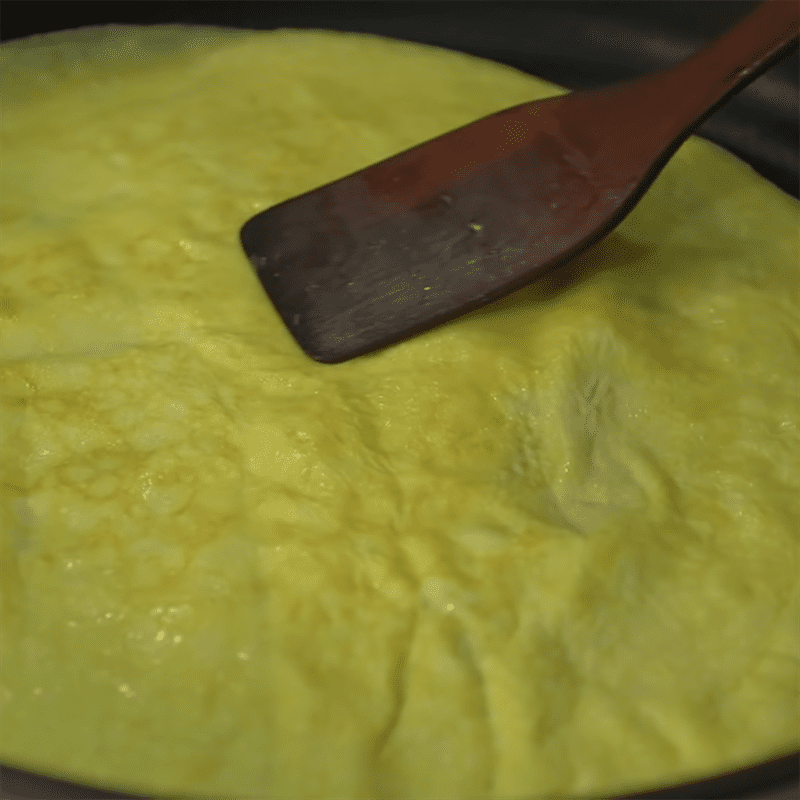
[240, 0, 798, 363]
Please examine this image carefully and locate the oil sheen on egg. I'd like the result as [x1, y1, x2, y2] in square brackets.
[1, 25, 798, 800]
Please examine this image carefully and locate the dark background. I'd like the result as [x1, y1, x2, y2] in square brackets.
[1, 2, 798, 799]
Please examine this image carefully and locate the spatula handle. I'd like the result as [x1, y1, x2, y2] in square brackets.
[665, 0, 799, 117]
[586, 0, 798, 179]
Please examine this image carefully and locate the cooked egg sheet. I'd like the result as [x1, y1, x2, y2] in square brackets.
[1, 26, 798, 800]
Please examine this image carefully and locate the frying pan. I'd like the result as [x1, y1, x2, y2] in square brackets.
[1, 2, 797, 799]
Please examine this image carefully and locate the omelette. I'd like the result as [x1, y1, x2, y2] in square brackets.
[0, 25, 798, 800]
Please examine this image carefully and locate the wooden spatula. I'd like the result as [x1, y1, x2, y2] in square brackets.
[240, 0, 798, 364]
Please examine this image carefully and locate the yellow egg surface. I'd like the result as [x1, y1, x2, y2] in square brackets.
[1, 25, 798, 800]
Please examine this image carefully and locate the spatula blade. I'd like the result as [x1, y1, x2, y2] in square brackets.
[240, 100, 630, 363]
